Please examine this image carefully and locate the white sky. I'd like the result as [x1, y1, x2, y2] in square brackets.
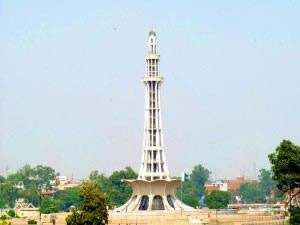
[1, 1, 300, 180]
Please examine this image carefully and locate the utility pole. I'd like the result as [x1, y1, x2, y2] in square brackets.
[253, 162, 256, 180]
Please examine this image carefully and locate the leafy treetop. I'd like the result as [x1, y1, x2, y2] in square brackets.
[268, 139, 300, 192]
[66, 183, 108, 225]
[204, 190, 231, 209]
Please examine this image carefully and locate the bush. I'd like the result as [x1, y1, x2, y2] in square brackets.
[27, 220, 37, 224]
[0, 215, 7, 220]
[7, 210, 15, 218]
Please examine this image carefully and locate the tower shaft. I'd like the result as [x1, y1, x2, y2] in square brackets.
[139, 30, 169, 181]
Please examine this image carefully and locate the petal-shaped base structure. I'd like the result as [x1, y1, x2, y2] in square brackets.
[115, 179, 194, 212]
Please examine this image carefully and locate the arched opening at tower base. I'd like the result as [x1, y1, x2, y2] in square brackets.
[115, 179, 194, 212]
[152, 195, 164, 210]
[138, 195, 149, 210]
[167, 195, 175, 209]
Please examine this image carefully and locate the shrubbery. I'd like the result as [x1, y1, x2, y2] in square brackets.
[0, 215, 7, 220]
[7, 210, 15, 218]
[27, 219, 37, 224]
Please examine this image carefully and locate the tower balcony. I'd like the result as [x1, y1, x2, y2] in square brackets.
[145, 54, 160, 60]
[142, 77, 163, 83]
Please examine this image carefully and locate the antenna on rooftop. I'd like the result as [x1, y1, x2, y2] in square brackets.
[253, 161, 256, 180]
[5, 165, 9, 177]
[214, 168, 217, 182]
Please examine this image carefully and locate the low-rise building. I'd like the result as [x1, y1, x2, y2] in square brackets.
[14, 201, 39, 219]
[205, 176, 255, 201]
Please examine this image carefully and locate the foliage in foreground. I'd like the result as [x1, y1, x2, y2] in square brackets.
[269, 139, 300, 224]
[66, 183, 108, 225]
[268, 140, 300, 193]
[289, 206, 300, 224]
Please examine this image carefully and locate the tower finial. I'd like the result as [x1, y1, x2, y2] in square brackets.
[148, 27, 156, 36]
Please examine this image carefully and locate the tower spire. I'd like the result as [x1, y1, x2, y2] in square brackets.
[139, 29, 169, 181]
[147, 28, 157, 54]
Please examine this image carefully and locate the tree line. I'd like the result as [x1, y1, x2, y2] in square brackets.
[0, 163, 282, 212]
[0, 139, 299, 223]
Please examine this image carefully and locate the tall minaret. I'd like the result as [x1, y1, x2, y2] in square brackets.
[115, 30, 194, 211]
[139, 29, 169, 181]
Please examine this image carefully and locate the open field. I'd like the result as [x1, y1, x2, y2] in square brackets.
[7, 209, 286, 225]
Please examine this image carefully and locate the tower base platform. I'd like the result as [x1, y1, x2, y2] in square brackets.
[115, 179, 194, 212]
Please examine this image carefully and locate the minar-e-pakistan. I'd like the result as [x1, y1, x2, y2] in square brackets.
[116, 29, 193, 212]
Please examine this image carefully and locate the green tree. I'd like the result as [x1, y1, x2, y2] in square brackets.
[190, 164, 211, 197]
[7, 209, 15, 217]
[21, 185, 39, 206]
[205, 190, 232, 222]
[0, 182, 19, 208]
[54, 187, 82, 212]
[289, 206, 300, 224]
[258, 168, 283, 203]
[204, 190, 232, 209]
[0, 176, 5, 189]
[268, 140, 300, 192]
[104, 167, 137, 207]
[240, 182, 265, 203]
[268, 140, 300, 224]
[4, 164, 58, 207]
[7, 164, 57, 191]
[40, 196, 59, 214]
[89, 171, 107, 192]
[176, 180, 200, 207]
[0, 198, 5, 210]
[0, 176, 6, 209]
[12, 164, 34, 189]
[176, 164, 211, 207]
[66, 183, 108, 225]
[33, 165, 58, 191]
[258, 168, 276, 197]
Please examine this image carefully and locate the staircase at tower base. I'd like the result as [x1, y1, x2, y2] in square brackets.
[115, 179, 194, 212]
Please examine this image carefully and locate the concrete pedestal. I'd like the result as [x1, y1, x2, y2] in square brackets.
[115, 179, 194, 212]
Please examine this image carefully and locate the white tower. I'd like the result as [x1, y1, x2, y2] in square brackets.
[139, 29, 169, 181]
[115, 29, 193, 212]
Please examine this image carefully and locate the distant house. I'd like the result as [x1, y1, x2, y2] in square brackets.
[205, 176, 255, 201]
[14, 201, 39, 219]
[56, 183, 80, 191]
[50, 175, 81, 191]
[41, 191, 55, 197]
[15, 182, 25, 190]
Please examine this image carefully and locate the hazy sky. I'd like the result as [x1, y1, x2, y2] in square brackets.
[1, 1, 299, 180]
